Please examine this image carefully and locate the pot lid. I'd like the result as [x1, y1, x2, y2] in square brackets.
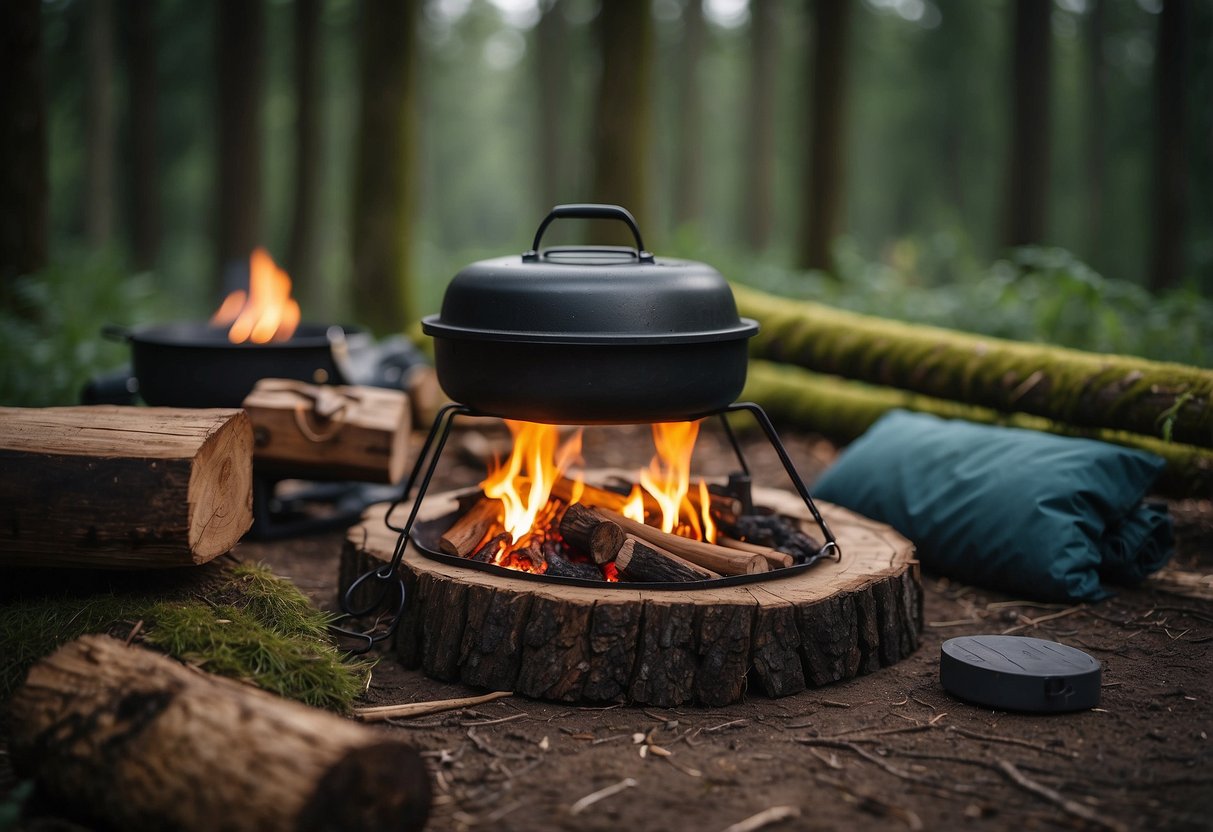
[422, 204, 758, 345]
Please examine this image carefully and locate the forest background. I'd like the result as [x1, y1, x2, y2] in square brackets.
[1, 0, 1210, 406]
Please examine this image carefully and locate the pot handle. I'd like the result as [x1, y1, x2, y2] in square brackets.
[522, 204, 655, 263]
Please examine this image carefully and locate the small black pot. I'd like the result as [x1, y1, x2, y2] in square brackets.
[422, 204, 758, 424]
[109, 322, 366, 408]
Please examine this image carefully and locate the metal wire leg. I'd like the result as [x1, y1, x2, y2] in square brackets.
[724, 401, 841, 563]
[330, 403, 472, 653]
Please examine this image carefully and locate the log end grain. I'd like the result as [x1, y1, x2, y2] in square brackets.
[188, 409, 254, 560]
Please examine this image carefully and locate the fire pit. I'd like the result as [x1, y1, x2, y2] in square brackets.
[337, 205, 922, 705]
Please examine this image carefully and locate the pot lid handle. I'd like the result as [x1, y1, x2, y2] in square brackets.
[522, 204, 655, 264]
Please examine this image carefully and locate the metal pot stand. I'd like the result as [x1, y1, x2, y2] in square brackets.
[333, 401, 841, 652]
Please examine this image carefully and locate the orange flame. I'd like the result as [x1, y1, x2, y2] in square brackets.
[482, 421, 582, 544]
[622, 483, 646, 524]
[210, 247, 301, 344]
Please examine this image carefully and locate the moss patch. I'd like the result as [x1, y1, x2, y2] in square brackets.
[0, 563, 368, 712]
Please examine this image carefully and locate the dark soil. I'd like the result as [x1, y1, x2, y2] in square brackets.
[6, 422, 1212, 831]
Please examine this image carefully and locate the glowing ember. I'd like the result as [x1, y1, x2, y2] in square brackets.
[210, 247, 301, 344]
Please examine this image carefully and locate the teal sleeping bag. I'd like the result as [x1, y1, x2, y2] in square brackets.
[812, 411, 1173, 602]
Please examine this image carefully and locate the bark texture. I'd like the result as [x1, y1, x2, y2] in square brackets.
[1003, 0, 1051, 247]
[125, 0, 160, 270]
[1149, 0, 1188, 291]
[352, 0, 420, 334]
[0, 406, 253, 567]
[341, 485, 921, 706]
[0, 0, 48, 286]
[742, 359, 1213, 499]
[215, 0, 265, 283]
[287, 0, 322, 291]
[796, 0, 853, 271]
[10, 635, 431, 832]
[743, 0, 778, 251]
[673, 0, 706, 229]
[589, 0, 653, 243]
[733, 283, 1213, 449]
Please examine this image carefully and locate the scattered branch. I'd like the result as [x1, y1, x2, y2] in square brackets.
[997, 760, 1127, 832]
[354, 690, 512, 722]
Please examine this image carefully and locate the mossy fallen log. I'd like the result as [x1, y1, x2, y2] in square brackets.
[743, 360, 1213, 498]
[733, 283, 1213, 448]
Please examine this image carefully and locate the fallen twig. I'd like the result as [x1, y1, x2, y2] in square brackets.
[947, 725, 1078, 759]
[569, 778, 638, 815]
[997, 759, 1127, 832]
[354, 690, 512, 722]
[720, 805, 800, 832]
[1000, 605, 1086, 635]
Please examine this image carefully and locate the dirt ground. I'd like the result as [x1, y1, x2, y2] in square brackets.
[7, 423, 1213, 831]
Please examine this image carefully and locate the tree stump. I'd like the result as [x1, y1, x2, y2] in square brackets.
[340, 483, 921, 707]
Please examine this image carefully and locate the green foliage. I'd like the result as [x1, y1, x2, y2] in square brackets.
[0, 563, 368, 712]
[0, 254, 167, 407]
[728, 239, 1212, 367]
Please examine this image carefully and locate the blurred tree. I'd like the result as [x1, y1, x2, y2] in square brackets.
[0, 0, 48, 293]
[673, 0, 705, 229]
[743, 0, 778, 251]
[124, 0, 160, 271]
[287, 0, 322, 291]
[1149, 0, 1188, 291]
[85, 0, 116, 248]
[796, 0, 853, 272]
[352, 0, 419, 333]
[1084, 0, 1106, 259]
[215, 0, 265, 289]
[589, 0, 654, 241]
[1003, 0, 1050, 247]
[535, 0, 570, 211]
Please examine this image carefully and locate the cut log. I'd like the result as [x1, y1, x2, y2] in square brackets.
[0, 406, 253, 568]
[615, 536, 719, 582]
[734, 282, 1213, 448]
[586, 505, 769, 576]
[242, 379, 410, 483]
[9, 635, 431, 832]
[341, 478, 921, 706]
[558, 501, 626, 564]
[439, 496, 503, 556]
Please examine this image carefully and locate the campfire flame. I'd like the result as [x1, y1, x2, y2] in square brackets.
[482, 421, 582, 545]
[210, 247, 301, 344]
[639, 421, 716, 543]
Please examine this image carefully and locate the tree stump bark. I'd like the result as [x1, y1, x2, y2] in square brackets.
[10, 635, 431, 832]
[340, 482, 921, 707]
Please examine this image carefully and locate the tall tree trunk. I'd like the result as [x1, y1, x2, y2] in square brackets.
[796, 0, 853, 272]
[125, 0, 160, 271]
[1003, 0, 1051, 248]
[535, 0, 568, 211]
[1084, 0, 1106, 262]
[673, 0, 705, 230]
[215, 0, 265, 289]
[1149, 0, 1188, 291]
[589, 0, 653, 244]
[85, 0, 116, 248]
[352, 0, 420, 334]
[287, 0, 322, 292]
[0, 0, 48, 293]
[743, 0, 778, 251]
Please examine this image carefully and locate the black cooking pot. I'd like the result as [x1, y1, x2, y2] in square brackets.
[422, 204, 759, 424]
[108, 322, 367, 408]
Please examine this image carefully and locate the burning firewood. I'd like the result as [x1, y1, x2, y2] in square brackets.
[558, 502, 627, 565]
[542, 540, 603, 581]
[551, 475, 741, 525]
[579, 505, 769, 576]
[440, 497, 504, 556]
[471, 532, 511, 563]
[615, 536, 719, 583]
